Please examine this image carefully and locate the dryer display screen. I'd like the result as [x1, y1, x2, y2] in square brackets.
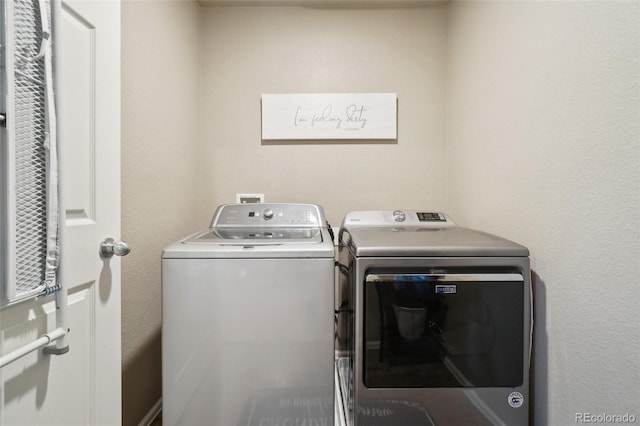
[417, 212, 446, 222]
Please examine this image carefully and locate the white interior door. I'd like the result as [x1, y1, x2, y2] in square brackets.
[0, 0, 122, 424]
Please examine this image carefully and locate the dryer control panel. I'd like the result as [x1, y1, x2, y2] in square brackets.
[211, 203, 325, 228]
[342, 210, 456, 228]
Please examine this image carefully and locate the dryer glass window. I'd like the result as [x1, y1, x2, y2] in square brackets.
[363, 270, 524, 388]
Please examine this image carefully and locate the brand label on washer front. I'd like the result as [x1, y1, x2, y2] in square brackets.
[508, 392, 524, 408]
[435, 285, 457, 294]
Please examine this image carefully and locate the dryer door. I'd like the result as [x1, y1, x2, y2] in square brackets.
[363, 270, 525, 388]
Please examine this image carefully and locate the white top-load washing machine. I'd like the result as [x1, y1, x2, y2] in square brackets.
[336, 210, 532, 426]
[162, 203, 335, 426]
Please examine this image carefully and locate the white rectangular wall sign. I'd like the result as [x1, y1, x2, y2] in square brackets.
[261, 93, 397, 140]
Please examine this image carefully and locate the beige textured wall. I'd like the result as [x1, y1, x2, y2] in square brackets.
[446, 1, 640, 424]
[121, 1, 201, 424]
[120, 2, 640, 424]
[119, 3, 448, 422]
[199, 5, 448, 227]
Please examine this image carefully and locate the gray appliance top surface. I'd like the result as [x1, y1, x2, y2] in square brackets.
[340, 210, 528, 257]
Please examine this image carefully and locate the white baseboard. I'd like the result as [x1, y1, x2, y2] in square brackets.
[138, 398, 162, 426]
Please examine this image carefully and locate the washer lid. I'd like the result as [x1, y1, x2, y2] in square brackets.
[162, 228, 335, 259]
[183, 227, 323, 245]
[162, 203, 335, 259]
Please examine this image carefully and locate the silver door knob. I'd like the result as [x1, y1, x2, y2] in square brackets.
[100, 238, 131, 258]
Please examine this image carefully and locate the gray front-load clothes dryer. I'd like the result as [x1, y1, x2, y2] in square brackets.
[162, 203, 335, 426]
[335, 210, 532, 426]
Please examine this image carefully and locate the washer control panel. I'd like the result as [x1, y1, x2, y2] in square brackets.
[212, 203, 323, 227]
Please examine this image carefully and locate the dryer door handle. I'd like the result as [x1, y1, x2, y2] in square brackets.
[366, 273, 524, 282]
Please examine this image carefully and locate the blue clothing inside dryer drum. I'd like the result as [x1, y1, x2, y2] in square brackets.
[392, 275, 432, 307]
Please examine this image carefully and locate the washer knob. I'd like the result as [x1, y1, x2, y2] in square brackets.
[393, 210, 406, 222]
[263, 208, 274, 220]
